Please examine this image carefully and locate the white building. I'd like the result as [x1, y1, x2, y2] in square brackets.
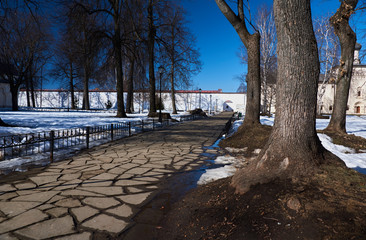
[318, 43, 366, 115]
[18, 89, 247, 113]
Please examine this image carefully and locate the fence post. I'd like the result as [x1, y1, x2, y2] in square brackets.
[152, 119, 155, 130]
[86, 127, 90, 149]
[111, 124, 114, 141]
[50, 131, 54, 162]
[129, 122, 131, 136]
[141, 120, 144, 132]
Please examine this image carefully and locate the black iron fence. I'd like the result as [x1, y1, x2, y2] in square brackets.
[0, 114, 203, 162]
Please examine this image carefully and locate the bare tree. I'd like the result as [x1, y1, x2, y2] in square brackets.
[160, 5, 202, 114]
[215, 0, 261, 127]
[256, 5, 276, 115]
[314, 15, 340, 115]
[52, 28, 81, 110]
[0, 11, 49, 111]
[232, 0, 337, 194]
[325, 0, 358, 134]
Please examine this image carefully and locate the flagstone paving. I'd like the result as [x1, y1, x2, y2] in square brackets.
[0, 113, 232, 239]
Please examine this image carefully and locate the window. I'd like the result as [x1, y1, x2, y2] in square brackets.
[357, 87, 362, 98]
[329, 105, 333, 111]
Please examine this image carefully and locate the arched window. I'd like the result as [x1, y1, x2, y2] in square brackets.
[357, 87, 362, 97]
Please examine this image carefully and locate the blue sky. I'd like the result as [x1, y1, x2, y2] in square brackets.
[180, 0, 345, 92]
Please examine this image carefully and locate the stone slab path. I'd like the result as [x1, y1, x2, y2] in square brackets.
[0, 112, 232, 240]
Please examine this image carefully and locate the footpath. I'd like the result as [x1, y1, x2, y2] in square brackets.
[0, 112, 233, 240]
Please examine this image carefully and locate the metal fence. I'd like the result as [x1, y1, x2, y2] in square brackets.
[0, 114, 203, 162]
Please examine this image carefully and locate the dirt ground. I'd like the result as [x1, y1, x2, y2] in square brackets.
[157, 125, 366, 240]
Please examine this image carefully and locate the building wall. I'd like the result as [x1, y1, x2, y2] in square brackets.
[0, 83, 12, 108]
[318, 65, 366, 115]
[18, 90, 247, 113]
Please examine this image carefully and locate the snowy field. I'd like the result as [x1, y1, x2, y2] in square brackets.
[0, 110, 189, 137]
[198, 115, 366, 184]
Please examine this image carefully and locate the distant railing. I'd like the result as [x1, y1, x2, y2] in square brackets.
[0, 114, 204, 162]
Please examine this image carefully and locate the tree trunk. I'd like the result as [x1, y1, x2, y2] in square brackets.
[82, 62, 90, 110]
[25, 76, 31, 108]
[244, 33, 261, 126]
[30, 75, 36, 108]
[214, 0, 261, 127]
[126, 59, 135, 114]
[170, 67, 177, 114]
[10, 83, 19, 111]
[114, 26, 127, 118]
[325, 0, 358, 134]
[148, 0, 156, 114]
[232, 0, 336, 194]
[69, 68, 76, 109]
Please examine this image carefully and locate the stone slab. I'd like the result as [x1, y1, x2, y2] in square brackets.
[15, 215, 75, 239]
[0, 209, 48, 234]
[71, 206, 99, 223]
[118, 192, 152, 205]
[82, 197, 120, 209]
[55, 198, 82, 208]
[12, 191, 59, 203]
[46, 207, 68, 217]
[0, 201, 40, 217]
[106, 204, 135, 218]
[82, 214, 128, 234]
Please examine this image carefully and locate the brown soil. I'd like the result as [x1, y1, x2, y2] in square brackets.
[158, 126, 366, 240]
[219, 124, 272, 155]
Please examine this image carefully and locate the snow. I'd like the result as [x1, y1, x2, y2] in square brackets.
[0, 110, 146, 136]
[198, 114, 366, 185]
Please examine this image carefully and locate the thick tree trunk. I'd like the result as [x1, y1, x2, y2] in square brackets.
[325, 0, 358, 134]
[10, 84, 18, 111]
[148, 0, 156, 114]
[232, 0, 335, 194]
[244, 33, 261, 126]
[114, 27, 127, 117]
[126, 59, 135, 114]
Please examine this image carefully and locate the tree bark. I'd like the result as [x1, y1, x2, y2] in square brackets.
[10, 83, 19, 111]
[170, 66, 177, 114]
[215, 0, 261, 127]
[82, 61, 90, 110]
[25, 75, 31, 108]
[113, 1, 127, 118]
[126, 58, 135, 114]
[69, 67, 76, 109]
[30, 74, 36, 108]
[244, 33, 261, 125]
[325, 0, 358, 134]
[232, 0, 336, 194]
[148, 0, 156, 114]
